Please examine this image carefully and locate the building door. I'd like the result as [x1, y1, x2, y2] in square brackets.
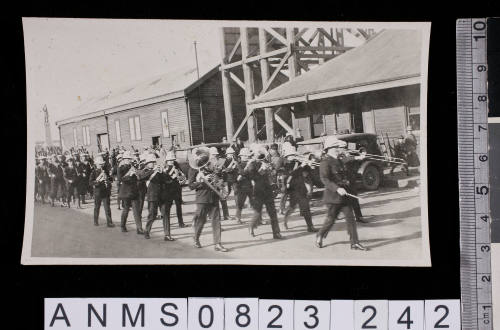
[97, 133, 109, 152]
[152, 136, 160, 147]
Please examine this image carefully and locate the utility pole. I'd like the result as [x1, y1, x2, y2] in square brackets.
[194, 41, 205, 142]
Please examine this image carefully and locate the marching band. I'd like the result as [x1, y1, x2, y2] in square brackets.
[34, 136, 371, 252]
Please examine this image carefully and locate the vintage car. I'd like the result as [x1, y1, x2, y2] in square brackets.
[296, 133, 387, 191]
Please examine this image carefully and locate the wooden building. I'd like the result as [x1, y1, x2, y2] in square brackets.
[56, 65, 248, 154]
[247, 29, 423, 143]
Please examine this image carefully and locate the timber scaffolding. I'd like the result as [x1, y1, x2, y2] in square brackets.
[219, 27, 374, 143]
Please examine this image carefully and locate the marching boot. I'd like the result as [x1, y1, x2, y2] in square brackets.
[194, 238, 202, 248]
[273, 233, 283, 239]
[249, 226, 255, 237]
[214, 243, 228, 252]
[144, 231, 150, 239]
[315, 235, 323, 248]
[121, 227, 128, 232]
[107, 222, 115, 228]
[307, 226, 318, 233]
[351, 243, 368, 251]
[137, 228, 145, 235]
[164, 235, 175, 241]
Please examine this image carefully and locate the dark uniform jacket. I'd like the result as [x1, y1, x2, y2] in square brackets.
[117, 164, 139, 200]
[36, 164, 49, 184]
[63, 166, 79, 186]
[89, 168, 112, 198]
[163, 165, 181, 199]
[137, 168, 163, 202]
[188, 167, 220, 204]
[222, 158, 237, 184]
[319, 155, 350, 204]
[244, 160, 273, 199]
[285, 160, 309, 197]
[235, 161, 253, 193]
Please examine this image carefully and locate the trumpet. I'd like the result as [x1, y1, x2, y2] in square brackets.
[124, 164, 137, 177]
[289, 155, 321, 168]
[167, 165, 187, 185]
[223, 158, 238, 172]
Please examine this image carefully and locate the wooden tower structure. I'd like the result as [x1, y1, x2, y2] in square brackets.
[219, 26, 374, 142]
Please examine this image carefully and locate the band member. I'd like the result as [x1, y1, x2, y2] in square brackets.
[245, 146, 282, 239]
[137, 154, 147, 220]
[137, 154, 174, 241]
[339, 151, 368, 223]
[113, 152, 123, 210]
[47, 156, 59, 206]
[81, 153, 93, 200]
[63, 158, 79, 208]
[75, 156, 88, 205]
[164, 151, 186, 228]
[234, 148, 254, 224]
[117, 151, 145, 234]
[89, 156, 115, 227]
[209, 147, 231, 220]
[222, 147, 238, 196]
[279, 141, 295, 214]
[188, 147, 228, 252]
[315, 136, 367, 250]
[35, 156, 49, 203]
[281, 145, 317, 232]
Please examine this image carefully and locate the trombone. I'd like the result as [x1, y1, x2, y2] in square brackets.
[342, 149, 408, 165]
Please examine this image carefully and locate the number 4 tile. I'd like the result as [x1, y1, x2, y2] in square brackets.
[388, 300, 424, 330]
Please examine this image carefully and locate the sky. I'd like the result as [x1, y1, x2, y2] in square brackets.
[24, 18, 221, 142]
[23, 18, 373, 142]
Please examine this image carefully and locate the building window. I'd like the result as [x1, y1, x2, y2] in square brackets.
[129, 116, 141, 141]
[115, 120, 122, 142]
[161, 111, 170, 137]
[73, 128, 78, 147]
[407, 106, 420, 131]
[82, 126, 91, 146]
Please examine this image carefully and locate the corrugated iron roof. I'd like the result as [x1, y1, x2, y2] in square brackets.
[61, 64, 220, 123]
[249, 29, 421, 107]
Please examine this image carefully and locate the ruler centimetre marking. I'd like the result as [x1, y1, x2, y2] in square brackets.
[457, 18, 493, 330]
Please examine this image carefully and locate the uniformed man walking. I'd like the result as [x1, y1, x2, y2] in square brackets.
[138, 154, 174, 241]
[89, 155, 115, 227]
[245, 146, 282, 239]
[188, 147, 228, 252]
[315, 136, 367, 250]
[117, 151, 145, 234]
[281, 145, 317, 232]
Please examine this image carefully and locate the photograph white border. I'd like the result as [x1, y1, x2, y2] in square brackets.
[21, 19, 431, 266]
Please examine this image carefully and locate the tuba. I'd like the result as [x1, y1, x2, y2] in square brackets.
[189, 147, 229, 200]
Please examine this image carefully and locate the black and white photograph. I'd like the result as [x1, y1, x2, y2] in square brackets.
[21, 18, 431, 266]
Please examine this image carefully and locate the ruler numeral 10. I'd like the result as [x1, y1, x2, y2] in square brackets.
[44, 298, 461, 330]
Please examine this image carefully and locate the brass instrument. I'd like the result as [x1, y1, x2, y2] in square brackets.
[95, 170, 110, 188]
[167, 165, 187, 185]
[289, 155, 321, 168]
[124, 164, 137, 177]
[223, 158, 238, 172]
[342, 149, 407, 165]
[196, 168, 229, 200]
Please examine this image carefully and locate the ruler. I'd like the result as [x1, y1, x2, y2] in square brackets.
[456, 18, 493, 329]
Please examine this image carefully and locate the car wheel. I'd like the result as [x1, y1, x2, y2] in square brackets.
[362, 165, 381, 190]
